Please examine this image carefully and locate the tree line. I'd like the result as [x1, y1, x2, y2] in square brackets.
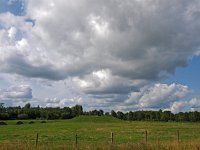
[0, 103, 200, 122]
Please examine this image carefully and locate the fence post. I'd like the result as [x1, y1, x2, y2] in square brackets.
[75, 133, 78, 145]
[145, 130, 147, 144]
[111, 132, 114, 144]
[36, 133, 38, 147]
[177, 130, 179, 143]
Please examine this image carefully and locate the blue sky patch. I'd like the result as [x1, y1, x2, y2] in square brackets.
[0, 0, 25, 16]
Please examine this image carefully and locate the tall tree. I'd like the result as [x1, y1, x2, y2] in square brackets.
[71, 105, 83, 116]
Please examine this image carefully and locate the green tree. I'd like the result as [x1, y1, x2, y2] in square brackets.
[117, 111, 124, 120]
[0, 113, 9, 120]
[18, 113, 28, 120]
[99, 110, 104, 116]
[105, 112, 110, 116]
[24, 103, 31, 109]
[177, 112, 186, 122]
[111, 110, 117, 118]
[188, 111, 200, 122]
[0, 103, 4, 113]
[161, 111, 172, 121]
[71, 105, 83, 116]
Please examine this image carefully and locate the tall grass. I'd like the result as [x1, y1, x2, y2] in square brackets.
[1, 141, 200, 150]
[1, 117, 200, 149]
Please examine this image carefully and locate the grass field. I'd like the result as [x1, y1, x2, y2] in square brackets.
[1, 116, 200, 149]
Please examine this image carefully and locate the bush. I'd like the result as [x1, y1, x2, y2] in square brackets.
[16, 121, 24, 125]
[0, 113, 9, 120]
[47, 112, 59, 120]
[17, 114, 28, 120]
[41, 121, 46, 123]
[61, 112, 72, 119]
[0, 121, 7, 125]
[29, 121, 35, 124]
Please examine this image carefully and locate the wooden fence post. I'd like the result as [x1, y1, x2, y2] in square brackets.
[111, 132, 114, 144]
[75, 133, 78, 145]
[177, 130, 180, 143]
[145, 130, 147, 144]
[36, 133, 38, 147]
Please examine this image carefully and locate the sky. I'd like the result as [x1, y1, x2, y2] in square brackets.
[0, 0, 200, 113]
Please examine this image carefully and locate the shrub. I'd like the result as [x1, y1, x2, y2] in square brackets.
[41, 121, 46, 123]
[17, 114, 28, 120]
[29, 121, 35, 124]
[16, 121, 24, 125]
[0, 113, 9, 120]
[0, 121, 7, 125]
[61, 112, 72, 119]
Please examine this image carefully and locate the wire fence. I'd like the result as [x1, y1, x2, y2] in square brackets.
[2, 129, 187, 147]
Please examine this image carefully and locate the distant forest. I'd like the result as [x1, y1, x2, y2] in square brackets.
[0, 103, 200, 122]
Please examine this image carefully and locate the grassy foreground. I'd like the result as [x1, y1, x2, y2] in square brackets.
[1, 141, 200, 150]
[1, 116, 200, 149]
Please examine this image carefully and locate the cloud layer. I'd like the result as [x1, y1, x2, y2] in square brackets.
[1, 0, 200, 81]
[0, 84, 32, 106]
[0, 0, 200, 111]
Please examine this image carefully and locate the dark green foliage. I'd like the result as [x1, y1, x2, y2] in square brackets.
[71, 105, 83, 116]
[40, 120, 46, 123]
[117, 111, 124, 120]
[111, 110, 117, 118]
[1, 103, 200, 122]
[61, 112, 72, 119]
[18, 114, 28, 120]
[105, 112, 110, 116]
[16, 121, 24, 125]
[188, 111, 200, 121]
[24, 103, 31, 109]
[0, 113, 9, 120]
[47, 111, 60, 120]
[28, 121, 34, 124]
[0, 121, 7, 125]
[0, 103, 4, 113]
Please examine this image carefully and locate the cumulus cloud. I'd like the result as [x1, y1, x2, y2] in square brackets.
[170, 101, 187, 113]
[0, 85, 32, 104]
[188, 97, 200, 111]
[167, 97, 200, 113]
[1, 0, 200, 110]
[45, 97, 83, 108]
[73, 69, 138, 95]
[1, 0, 200, 81]
[125, 83, 189, 110]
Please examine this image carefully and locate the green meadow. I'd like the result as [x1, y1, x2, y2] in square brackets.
[1, 116, 200, 149]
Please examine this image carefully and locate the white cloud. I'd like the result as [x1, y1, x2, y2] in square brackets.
[0, 85, 32, 99]
[0, 0, 200, 111]
[88, 14, 110, 37]
[125, 83, 189, 109]
[189, 97, 200, 110]
[73, 69, 137, 95]
[0, 84, 32, 106]
[45, 97, 83, 108]
[0, 0, 199, 81]
[8, 27, 17, 39]
[170, 101, 187, 113]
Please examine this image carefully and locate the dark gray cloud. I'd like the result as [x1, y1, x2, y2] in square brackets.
[3, 53, 67, 80]
[0, 83, 33, 107]
[0, 84, 32, 100]
[1, 0, 200, 81]
[0, 0, 200, 110]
